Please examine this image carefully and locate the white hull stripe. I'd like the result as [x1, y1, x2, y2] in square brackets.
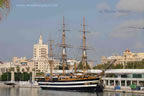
[40, 84, 97, 88]
[38, 80, 99, 84]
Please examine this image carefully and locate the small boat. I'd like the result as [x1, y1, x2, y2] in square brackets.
[4, 81, 16, 85]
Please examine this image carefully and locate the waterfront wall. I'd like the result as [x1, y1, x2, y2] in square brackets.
[0, 81, 39, 88]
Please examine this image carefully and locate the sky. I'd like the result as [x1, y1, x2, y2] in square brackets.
[0, 0, 144, 64]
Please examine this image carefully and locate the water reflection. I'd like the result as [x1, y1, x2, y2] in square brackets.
[0, 88, 144, 96]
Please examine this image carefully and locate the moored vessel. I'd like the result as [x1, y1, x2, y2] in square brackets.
[38, 16, 115, 92]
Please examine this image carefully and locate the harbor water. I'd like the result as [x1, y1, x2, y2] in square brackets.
[0, 88, 144, 96]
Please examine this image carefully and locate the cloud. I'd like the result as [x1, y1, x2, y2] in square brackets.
[96, 2, 111, 10]
[116, 0, 144, 12]
[97, 0, 144, 16]
[135, 41, 144, 49]
[110, 20, 144, 38]
[96, 2, 131, 16]
[88, 31, 100, 38]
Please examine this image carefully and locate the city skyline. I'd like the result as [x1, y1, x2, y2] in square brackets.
[0, 0, 144, 64]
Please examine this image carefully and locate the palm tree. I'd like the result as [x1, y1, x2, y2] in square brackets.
[0, 0, 10, 8]
[26, 67, 30, 73]
[0, 0, 10, 21]
[16, 66, 20, 72]
[9, 67, 14, 72]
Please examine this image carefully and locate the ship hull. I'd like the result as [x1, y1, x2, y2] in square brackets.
[38, 79, 104, 92]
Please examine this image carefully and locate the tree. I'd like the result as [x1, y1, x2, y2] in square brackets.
[1, 72, 11, 81]
[22, 68, 25, 73]
[94, 59, 144, 69]
[26, 67, 30, 72]
[32, 68, 35, 71]
[21, 72, 30, 81]
[15, 72, 22, 81]
[16, 66, 20, 72]
[36, 72, 44, 76]
[0, 0, 10, 21]
[9, 67, 14, 72]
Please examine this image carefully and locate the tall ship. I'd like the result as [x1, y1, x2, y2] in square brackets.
[38, 17, 115, 92]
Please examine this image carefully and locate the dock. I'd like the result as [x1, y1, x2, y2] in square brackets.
[104, 88, 144, 94]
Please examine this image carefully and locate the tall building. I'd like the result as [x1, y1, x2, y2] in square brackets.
[101, 49, 144, 65]
[33, 35, 49, 72]
[33, 35, 48, 59]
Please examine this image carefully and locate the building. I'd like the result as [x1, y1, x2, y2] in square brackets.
[0, 62, 12, 75]
[33, 34, 48, 59]
[67, 59, 79, 70]
[102, 69, 144, 89]
[101, 49, 144, 65]
[33, 35, 49, 73]
[12, 56, 27, 65]
[85, 69, 144, 89]
[0, 57, 35, 75]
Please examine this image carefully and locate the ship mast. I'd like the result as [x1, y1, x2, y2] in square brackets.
[48, 40, 54, 76]
[61, 16, 67, 75]
[81, 16, 88, 73]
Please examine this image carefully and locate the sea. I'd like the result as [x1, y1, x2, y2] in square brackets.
[0, 88, 144, 96]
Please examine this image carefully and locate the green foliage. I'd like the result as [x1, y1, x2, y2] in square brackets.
[94, 59, 144, 69]
[36, 72, 44, 76]
[32, 68, 35, 71]
[9, 67, 14, 71]
[26, 67, 30, 72]
[0, 0, 4, 8]
[0, 72, 32, 81]
[125, 60, 144, 69]
[21, 72, 31, 81]
[15, 72, 22, 81]
[16, 66, 20, 72]
[0, 72, 11, 81]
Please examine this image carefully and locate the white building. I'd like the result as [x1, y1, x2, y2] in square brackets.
[0, 57, 35, 75]
[86, 69, 144, 89]
[33, 35, 48, 59]
[33, 35, 49, 73]
[101, 49, 144, 65]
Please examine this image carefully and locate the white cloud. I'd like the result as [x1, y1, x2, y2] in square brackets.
[96, 2, 111, 10]
[97, 0, 144, 16]
[111, 20, 144, 38]
[96, 2, 131, 16]
[116, 0, 144, 12]
[135, 41, 144, 49]
[120, 20, 144, 28]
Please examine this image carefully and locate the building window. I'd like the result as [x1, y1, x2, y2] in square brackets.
[133, 74, 142, 78]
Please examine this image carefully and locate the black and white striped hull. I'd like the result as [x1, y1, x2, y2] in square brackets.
[38, 80, 104, 92]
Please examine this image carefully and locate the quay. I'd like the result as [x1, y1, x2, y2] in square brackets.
[0, 81, 39, 88]
[104, 88, 144, 94]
